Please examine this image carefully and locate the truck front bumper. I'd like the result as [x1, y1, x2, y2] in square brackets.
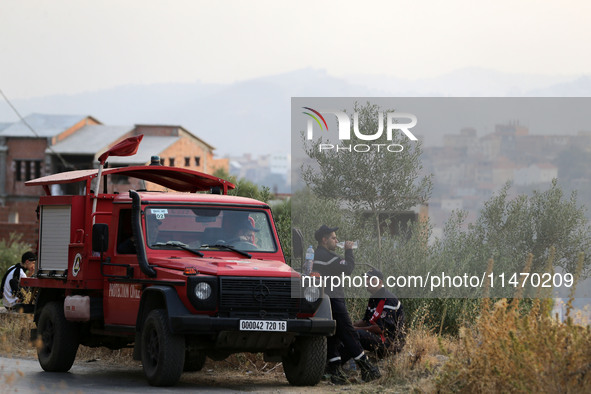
[169, 315, 336, 336]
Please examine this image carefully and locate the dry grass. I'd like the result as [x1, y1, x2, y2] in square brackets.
[369, 327, 457, 393]
[437, 298, 591, 393]
[0, 311, 36, 359]
[437, 253, 591, 393]
[0, 310, 136, 364]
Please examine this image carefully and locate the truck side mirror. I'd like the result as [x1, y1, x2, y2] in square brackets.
[92, 223, 109, 253]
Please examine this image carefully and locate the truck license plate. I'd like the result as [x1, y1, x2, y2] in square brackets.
[239, 320, 287, 332]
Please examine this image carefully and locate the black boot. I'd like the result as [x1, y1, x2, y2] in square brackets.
[326, 361, 349, 385]
[355, 356, 381, 382]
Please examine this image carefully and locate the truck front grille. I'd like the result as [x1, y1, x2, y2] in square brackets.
[218, 277, 300, 319]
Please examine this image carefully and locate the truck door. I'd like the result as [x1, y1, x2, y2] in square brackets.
[103, 208, 141, 326]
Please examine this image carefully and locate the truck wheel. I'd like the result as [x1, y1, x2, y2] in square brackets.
[183, 348, 206, 372]
[141, 309, 185, 386]
[37, 301, 79, 372]
[282, 336, 326, 386]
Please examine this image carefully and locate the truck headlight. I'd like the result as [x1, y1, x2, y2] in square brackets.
[303, 286, 320, 303]
[194, 282, 212, 300]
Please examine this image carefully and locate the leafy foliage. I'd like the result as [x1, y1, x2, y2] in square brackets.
[291, 187, 360, 249]
[270, 198, 292, 262]
[301, 101, 432, 248]
[0, 233, 33, 274]
[433, 180, 591, 298]
[213, 168, 272, 203]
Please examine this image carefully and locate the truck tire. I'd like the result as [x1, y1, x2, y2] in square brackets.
[282, 335, 326, 386]
[141, 309, 185, 386]
[183, 348, 206, 372]
[36, 301, 79, 372]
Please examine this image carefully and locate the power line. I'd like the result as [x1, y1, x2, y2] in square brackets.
[0, 88, 74, 170]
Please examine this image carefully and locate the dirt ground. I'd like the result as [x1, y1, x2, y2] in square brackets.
[1, 311, 402, 392]
[2, 351, 402, 393]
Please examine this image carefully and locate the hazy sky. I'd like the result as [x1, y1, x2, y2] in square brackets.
[1, 0, 590, 99]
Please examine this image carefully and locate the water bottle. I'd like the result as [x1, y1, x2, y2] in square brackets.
[347, 358, 357, 371]
[336, 240, 359, 249]
[303, 245, 314, 275]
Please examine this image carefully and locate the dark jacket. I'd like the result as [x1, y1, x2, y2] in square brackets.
[362, 287, 405, 345]
[313, 245, 355, 298]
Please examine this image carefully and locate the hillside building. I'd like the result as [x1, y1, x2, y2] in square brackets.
[0, 113, 228, 246]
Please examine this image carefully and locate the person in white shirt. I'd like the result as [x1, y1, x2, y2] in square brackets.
[2, 251, 36, 309]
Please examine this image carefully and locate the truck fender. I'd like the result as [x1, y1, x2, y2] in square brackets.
[133, 285, 189, 361]
[135, 285, 189, 332]
[311, 294, 332, 320]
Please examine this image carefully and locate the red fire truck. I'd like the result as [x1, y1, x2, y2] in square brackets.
[20, 160, 334, 387]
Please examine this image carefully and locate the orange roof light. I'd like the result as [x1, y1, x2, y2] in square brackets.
[184, 267, 198, 276]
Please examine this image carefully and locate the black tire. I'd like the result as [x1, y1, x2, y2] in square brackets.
[183, 348, 206, 372]
[36, 301, 79, 372]
[282, 335, 327, 386]
[141, 309, 185, 386]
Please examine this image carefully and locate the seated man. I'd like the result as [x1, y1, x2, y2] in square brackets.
[2, 252, 36, 309]
[353, 269, 406, 358]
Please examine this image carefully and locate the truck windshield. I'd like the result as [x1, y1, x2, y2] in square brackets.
[145, 206, 277, 253]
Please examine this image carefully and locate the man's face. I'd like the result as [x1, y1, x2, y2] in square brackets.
[324, 232, 338, 251]
[365, 275, 382, 294]
[237, 228, 255, 241]
[24, 258, 36, 273]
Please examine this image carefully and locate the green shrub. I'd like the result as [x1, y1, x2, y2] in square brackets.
[271, 199, 292, 262]
[0, 233, 33, 274]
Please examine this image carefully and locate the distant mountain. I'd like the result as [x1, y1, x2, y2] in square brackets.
[1, 68, 590, 156]
[0, 82, 224, 127]
[344, 67, 581, 96]
[0, 69, 377, 156]
[527, 76, 591, 96]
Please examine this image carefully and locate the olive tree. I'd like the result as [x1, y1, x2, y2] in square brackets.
[431, 180, 591, 297]
[301, 101, 432, 251]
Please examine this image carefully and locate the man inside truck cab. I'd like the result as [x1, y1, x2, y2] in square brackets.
[117, 214, 161, 253]
[230, 217, 259, 244]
